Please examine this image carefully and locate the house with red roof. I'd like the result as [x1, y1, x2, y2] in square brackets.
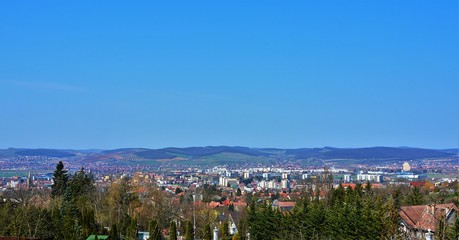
[272, 200, 296, 213]
[399, 203, 458, 239]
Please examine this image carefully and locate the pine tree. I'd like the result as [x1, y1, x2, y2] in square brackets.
[202, 224, 211, 240]
[447, 214, 459, 240]
[169, 221, 177, 240]
[108, 223, 119, 240]
[185, 221, 194, 240]
[148, 219, 162, 240]
[126, 218, 137, 240]
[51, 161, 69, 198]
[405, 187, 424, 205]
[220, 221, 229, 240]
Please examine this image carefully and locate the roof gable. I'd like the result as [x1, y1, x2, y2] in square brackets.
[399, 203, 458, 232]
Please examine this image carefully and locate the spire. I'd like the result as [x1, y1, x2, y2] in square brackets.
[27, 171, 32, 189]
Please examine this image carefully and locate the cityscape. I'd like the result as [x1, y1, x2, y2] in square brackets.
[0, 146, 457, 239]
[1, 1, 458, 240]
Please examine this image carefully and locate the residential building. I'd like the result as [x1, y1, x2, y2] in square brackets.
[399, 203, 458, 239]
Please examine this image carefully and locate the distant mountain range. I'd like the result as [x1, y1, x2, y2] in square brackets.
[0, 146, 457, 162]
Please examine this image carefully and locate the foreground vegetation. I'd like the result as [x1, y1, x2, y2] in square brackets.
[0, 162, 458, 240]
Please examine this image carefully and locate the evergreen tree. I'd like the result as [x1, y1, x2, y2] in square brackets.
[405, 187, 424, 205]
[447, 214, 459, 240]
[51, 161, 69, 198]
[202, 224, 211, 240]
[108, 223, 119, 240]
[436, 215, 446, 240]
[169, 221, 177, 240]
[382, 198, 401, 239]
[236, 188, 242, 196]
[185, 221, 194, 240]
[220, 222, 229, 240]
[148, 219, 162, 240]
[126, 218, 137, 240]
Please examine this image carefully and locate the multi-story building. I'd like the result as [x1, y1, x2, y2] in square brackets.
[356, 174, 383, 183]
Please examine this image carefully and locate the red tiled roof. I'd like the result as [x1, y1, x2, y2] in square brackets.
[399, 203, 458, 232]
[222, 199, 232, 206]
[209, 201, 221, 208]
[277, 201, 296, 208]
[341, 183, 356, 189]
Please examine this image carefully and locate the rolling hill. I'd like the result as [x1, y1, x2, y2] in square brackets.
[1, 146, 456, 163]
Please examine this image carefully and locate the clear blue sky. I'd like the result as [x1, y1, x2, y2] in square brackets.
[1, 1, 458, 149]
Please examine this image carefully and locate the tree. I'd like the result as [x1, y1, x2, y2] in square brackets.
[405, 187, 424, 205]
[148, 219, 162, 240]
[220, 221, 229, 240]
[185, 221, 194, 240]
[203, 224, 212, 240]
[108, 223, 119, 240]
[236, 188, 242, 196]
[169, 221, 177, 240]
[126, 218, 137, 240]
[447, 214, 459, 240]
[232, 232, 241, 240]
[202, 224, 211, 240]
[51, 161, 68, 198]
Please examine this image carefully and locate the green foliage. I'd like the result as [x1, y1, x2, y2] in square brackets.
[51, 161, 69, 198]
[447, 213, 459, 240]
[232, 232, 241, 240]
[244, 186, 403, 240]
[202, 224, 211, 240]
[148, 219, 162, 240]
[202, 183, 218, 203]
[185, 221, 194, 240]
[108, 223, 119, 240]
[220, 221, 229, 240]
[169, 221, 178, 240]
[405, 187, 424, 205]
[126, 218, 137, 240]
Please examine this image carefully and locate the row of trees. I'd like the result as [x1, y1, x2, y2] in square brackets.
[0, 162, 97, 239]
[243, 183, 459, 240]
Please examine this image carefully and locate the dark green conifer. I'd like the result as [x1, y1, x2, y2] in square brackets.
[108, 223, 119, 240]
[148, 219, 162, 240]
[202, 224, 211, 240]
[185, 221, 194, 240]
[169, 221, 177, 240]
[51, 161, 69, 198]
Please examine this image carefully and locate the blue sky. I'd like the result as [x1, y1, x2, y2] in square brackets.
[0, 1, 458, 149]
